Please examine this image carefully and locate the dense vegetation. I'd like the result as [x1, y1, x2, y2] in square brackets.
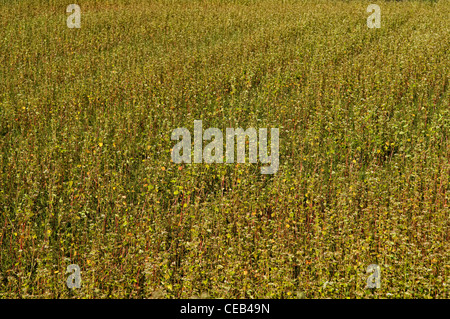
[0, 0, 448, 298]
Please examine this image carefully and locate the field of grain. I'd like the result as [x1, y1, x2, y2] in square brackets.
[0, 0, 448, 298]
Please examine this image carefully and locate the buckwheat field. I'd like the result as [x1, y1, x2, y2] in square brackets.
[0, 0, 448, 298]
